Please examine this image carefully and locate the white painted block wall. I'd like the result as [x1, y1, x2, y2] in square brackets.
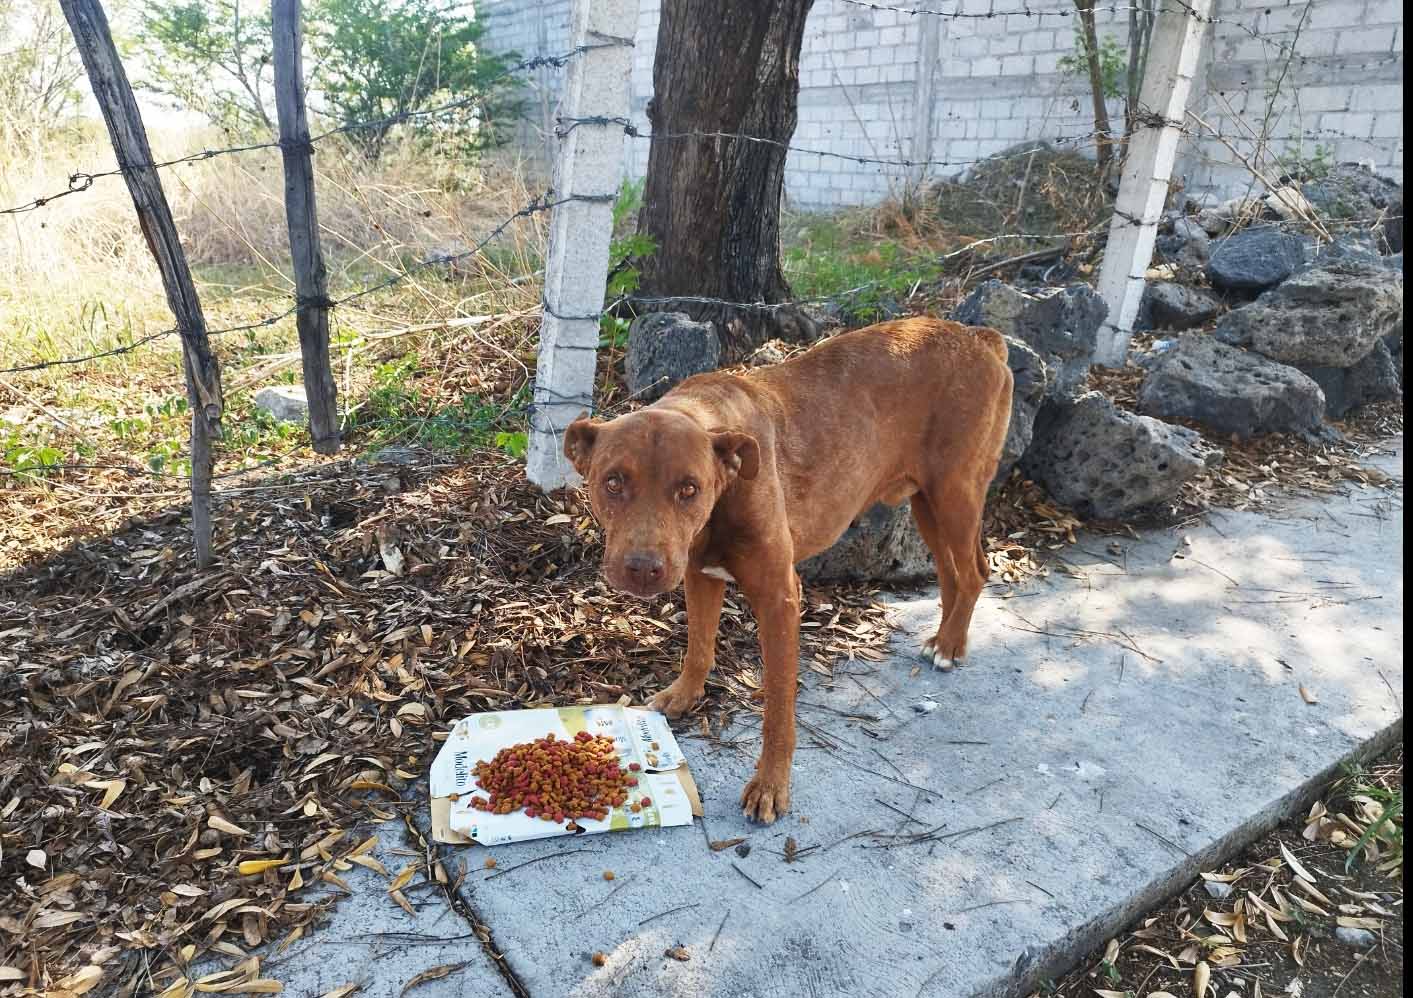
[480, 0, 1404, 208]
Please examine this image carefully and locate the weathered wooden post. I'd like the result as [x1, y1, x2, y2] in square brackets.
[525, 0, 639, 490]
[60, 0, 224, 567]
[1094, 0, 1213, 365]
[272, 0, 340, 454]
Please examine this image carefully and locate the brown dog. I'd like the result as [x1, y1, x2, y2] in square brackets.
[564, 317, 1012, 823]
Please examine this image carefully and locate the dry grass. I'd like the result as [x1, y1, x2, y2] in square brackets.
[1, 124, 548, 372]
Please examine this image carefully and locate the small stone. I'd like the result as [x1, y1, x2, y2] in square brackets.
[1140, 282, 1223, 331]
[368, 445, 418, 466]
[1301, 340, 1402, 420]
[1216, 256, 1403, 368]
[912, 699, 940, 714]
[625, 312, 721, 403]
[253, 385, 310, 423]
[1334, 926, 1377, 949]
[797, 501, 933, 584]
[951, 281, 1106, 400]
[994, 335, 1050, 483]
[1196, 208, 1230, 236]
[1206, 227, 1311, 293]
[1203, 881, 1233, 900]
[744, 340, 790, 367]
[1020, 393, 1221, 520]
[1138, 335, 1326, 438]
[734, 843, 751, 858]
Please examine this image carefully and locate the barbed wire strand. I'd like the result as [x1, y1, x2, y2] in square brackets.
[0, 43, 619, 217]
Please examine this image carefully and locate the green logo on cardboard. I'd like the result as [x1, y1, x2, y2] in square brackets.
[479, 716, 503, 731]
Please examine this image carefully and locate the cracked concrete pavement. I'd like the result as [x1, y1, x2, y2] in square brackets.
[257, 444, 1403, 998]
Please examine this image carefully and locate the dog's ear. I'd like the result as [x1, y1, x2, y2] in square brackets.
[711, 430, 760, 482]
[563, 413, 598, 476]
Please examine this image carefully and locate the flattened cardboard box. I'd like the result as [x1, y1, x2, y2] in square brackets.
[429, 704, 701, 846]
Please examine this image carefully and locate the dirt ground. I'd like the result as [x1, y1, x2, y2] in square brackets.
[1038, 750, 1403, 998]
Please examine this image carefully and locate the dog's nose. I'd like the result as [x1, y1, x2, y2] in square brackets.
[623, 552, 665, 589]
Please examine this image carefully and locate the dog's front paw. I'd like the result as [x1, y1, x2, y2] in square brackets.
[650, 679, 704, 718]
[921, 636, 959, 672]
[740, 770, 791, 824]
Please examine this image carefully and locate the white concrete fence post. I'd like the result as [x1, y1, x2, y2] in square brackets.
[1094, 0, 1213, 366]
[526, 0, 639, 490]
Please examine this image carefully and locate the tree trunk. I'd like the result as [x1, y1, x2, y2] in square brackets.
[635, 0, 816, 360]
[1074, 0, 1113, 173]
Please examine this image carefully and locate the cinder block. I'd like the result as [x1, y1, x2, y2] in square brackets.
[1001, 54, 1034, 75]
[1337, 26, 1394, 54]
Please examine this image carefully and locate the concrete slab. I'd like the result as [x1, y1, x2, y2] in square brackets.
[222, 812, 510, 998]
[276, 445, 1403, 997]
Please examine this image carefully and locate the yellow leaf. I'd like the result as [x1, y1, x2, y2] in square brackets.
[348, 835, 378, 858]
[348, 855, 389, 877]
[56, 961, 103, 989]
[1193, 960, 1211, 998]
[238, 860, 285, 876]
[202, 897, 251, 923]
[389, 889, 415, 916]
[1279, 842, 1316, 883]
[288, 868, 304, 891]
[34, 911, 86, 929]
[318, 988, 361, 998]
[157, 978, 194, 998]
[0, 967, 25, 982]
[388, 864, 417, 893]
[209, 816, 251, 837]
[96, 780, 126, 810]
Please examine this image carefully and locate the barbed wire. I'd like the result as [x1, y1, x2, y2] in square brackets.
[559, 114, 1399, 179]
[0, 190, 604, 376]
[831, 0, 1345, 62]
[0, 43, 617, 217]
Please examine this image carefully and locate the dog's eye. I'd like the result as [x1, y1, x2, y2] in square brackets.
[604, 475, 624, 496]
[677, 482, 697, 501]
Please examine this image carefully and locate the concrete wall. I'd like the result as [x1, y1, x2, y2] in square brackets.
[480, 0, 1403, 209]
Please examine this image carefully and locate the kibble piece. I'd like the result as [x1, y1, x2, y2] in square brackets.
[484, 857, 497, 870]
[639, 796, 652, 807]
[603, 870, 615, 881]
[591, 952, 607, 967]
[468, 732, 639, 824]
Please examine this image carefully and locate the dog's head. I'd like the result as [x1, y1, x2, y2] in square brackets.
[564, 409, 759, 598]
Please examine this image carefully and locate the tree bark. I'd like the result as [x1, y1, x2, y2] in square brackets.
[635, 0, 817, 360]
[1074, 0, 1114, 173]
[273, 0, 340, 454]
[61, 0, 224, 567]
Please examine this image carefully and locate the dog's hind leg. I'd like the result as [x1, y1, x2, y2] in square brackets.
[651, 569, 726, 716]
[917, 479, 989, 668]
[911, 494, 961, 671]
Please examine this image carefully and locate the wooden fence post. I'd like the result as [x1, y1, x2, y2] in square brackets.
[525, 0, 638, 489]
[60, 0, 224, 567]
[272, 0, 340, 454]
